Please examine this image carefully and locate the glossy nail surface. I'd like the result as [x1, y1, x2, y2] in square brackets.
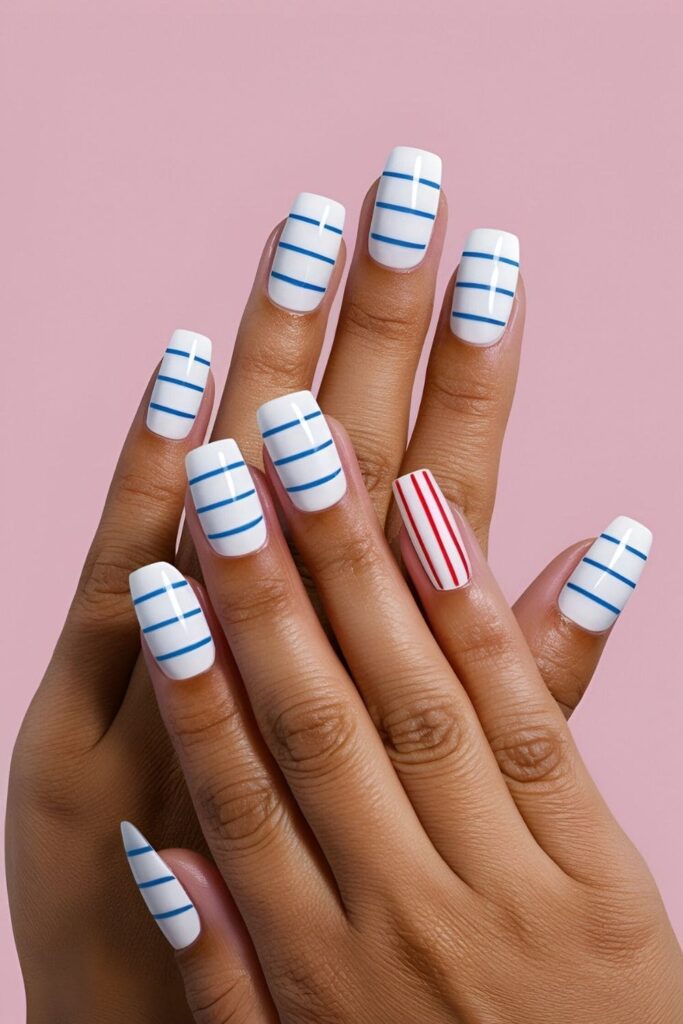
[120, 822, 200, 950]
[559, 515, 652, 632]
[450, 229, 520, 346]
[258, 390, 346, 512]
[393, 469, 471, 591]
[186, 439, 266, 557]
[268, 192, 345, 312]
[147, 329, 212, 439]
[129, 562, 215, 679]
[368, 146, 442, 269]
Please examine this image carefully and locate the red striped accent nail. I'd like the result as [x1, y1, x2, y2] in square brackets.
[392, 469, 471, 591]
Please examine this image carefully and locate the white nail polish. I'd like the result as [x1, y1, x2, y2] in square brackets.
[368, 146, 442, 270]
[186, 440, 266, 557]
[129, 562, 215, 679]
[147, 329, 212, 439]
[120, 822, 200, 950]
[257, 390, 346, 513]
[558, 516, 652, 632]
[450, 229, 520, 346]
[268, 193, 345, 312]
[393, 469, 471, 591]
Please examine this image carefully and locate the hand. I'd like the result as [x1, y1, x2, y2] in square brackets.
[9, 149, 608, 1020]
[131, 409, 683, 1023]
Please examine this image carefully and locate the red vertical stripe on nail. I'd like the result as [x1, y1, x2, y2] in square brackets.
[411, 472, 461, 588]
[422, 471, 470, 583]
[394, 477, 443, 588]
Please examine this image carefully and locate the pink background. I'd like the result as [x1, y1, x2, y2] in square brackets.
[2, 0, 682, 1008]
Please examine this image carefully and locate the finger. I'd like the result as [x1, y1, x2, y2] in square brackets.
[183, 434, 440, 902]
[211, 194, 346, 467]
[38, 332, 214, 740]
[390, 230, 523, 553]
[128, 563, 343, 950]
[260, 395, 547, 890]
[120, 824, 277, 1022]
[318, 147, 446, 519]
[396, 471, 645, 882]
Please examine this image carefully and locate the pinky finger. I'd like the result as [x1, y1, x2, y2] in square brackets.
[120, 824, 277, 1022]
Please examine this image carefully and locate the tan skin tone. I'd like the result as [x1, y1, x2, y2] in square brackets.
[7, 179, 624, 1020]
[148, 427, 683, 1023]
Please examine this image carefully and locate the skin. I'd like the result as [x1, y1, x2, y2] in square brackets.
[143, 428, 683, 1022]
[7, 178, 626, 1021]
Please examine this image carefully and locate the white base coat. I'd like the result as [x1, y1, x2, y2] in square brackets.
[129, 562, 215, 679]
[147, 329, 212, 439]
[559, 515, 652, 632]
[451, 229, 520, 346]
[369, 146, 442, 269]
[268, 193, 345, 312]
[186, 439, 266, 557]
[393, 469, 471, 591]
[120, 822, 200, 950]
[257, 390, 346, 512]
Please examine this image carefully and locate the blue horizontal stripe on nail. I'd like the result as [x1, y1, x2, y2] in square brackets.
[288, 212, 342, 234]
[188, 461, 245, 486]
[143, 607, 202, 634]
[138, 875, 175, 889]
[452, 311, 506, 327]
[375, 201, 435, 220]
[462, 250, 520, 267]
[271, 270, 326, 293]
[278, 241, 335, 264]
[157, 635, 213, 661]
[274, 438, 333, 466]
[153, 904, 194, 921]
[582, 558, 636, 588]
[455, 281, 515, 297]
[370, 233, 426, 250]
[149, 403, 196, 420]
[286, 466, 342, 492]
[208, 515, 263, 539]
[196, 488, 255, 514]
[600, 533, 648, 560]
[165, 348, 211, 367]
[157, 375, 205, 393]
[382, 170, 440, 189]
[565, 583, 621, 615]
[261, 410, 321, 438]
[126, 845, 153, 857]
[133, 580, 188, 605]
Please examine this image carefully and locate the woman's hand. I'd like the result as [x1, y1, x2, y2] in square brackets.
[9, 148, 613, 1020]
[131, 405, 682, 1023]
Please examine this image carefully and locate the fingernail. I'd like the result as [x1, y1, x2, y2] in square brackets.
[120, 822, 200, 950]
[559, 516, 652, 632]
[147, 329, 212, 439]
[268, 192, 345, 312]
[186, 440, 266, 557]
[369, 146, 442, 270]
[450, 229, 520, 346]
[129, 562, 215, 679]
[393, 469, 471, 591]
[257, 390, 346, 513]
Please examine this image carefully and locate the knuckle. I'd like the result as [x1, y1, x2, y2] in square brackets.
[215, 573, 292, 632]
[310, 532, 383, 587]
[371, 690, 465, 769]
[237, 329, 313, 390]
[354, 442, 398, 496]
[196, 769, 284, 852]
[73, 543, 137, 627]
[341, 296, 425, 351]
[270, 694, 357, 781]
[117, 465, 181, 515]
[426, 368, 499, 422]
[184, 968, 255, 1024]
[490, 719, 568, 786]
[170, 692, 243, 753]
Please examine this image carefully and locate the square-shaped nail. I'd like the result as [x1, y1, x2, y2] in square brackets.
[129, 562, 215, 679]
[368, 146, 442, 269]
[257, 390, 346, 513]
[186, 439, 266, 557]
[121, 822, 200, 950]
[393, 469, 471, 591]
[147, 329, 212, 439]
[268, 193, 345, 312]
[450, 229, 520, 346]
[558, 516, 652, 632]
